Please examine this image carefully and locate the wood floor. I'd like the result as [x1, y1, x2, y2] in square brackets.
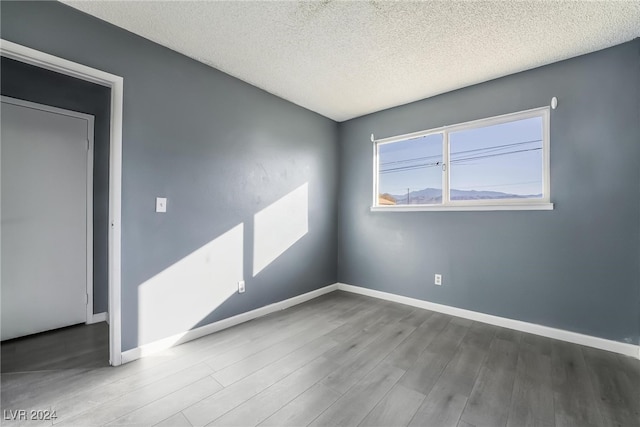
[1, 291, 638, 427]
[2, 322, 109, 373]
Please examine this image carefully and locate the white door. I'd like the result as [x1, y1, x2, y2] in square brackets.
[1, 97, 93, 341]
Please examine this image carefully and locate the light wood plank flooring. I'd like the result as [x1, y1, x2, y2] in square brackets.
[1, 291, 638, 426]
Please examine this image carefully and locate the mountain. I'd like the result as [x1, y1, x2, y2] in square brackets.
[388, 188, 541, 205]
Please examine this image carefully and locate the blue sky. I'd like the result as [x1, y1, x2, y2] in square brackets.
[378, 117, 543, 196]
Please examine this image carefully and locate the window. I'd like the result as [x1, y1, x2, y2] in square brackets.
[373, 108, 552, 211]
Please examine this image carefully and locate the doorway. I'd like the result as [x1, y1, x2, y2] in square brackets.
[0, 39, 124, 366]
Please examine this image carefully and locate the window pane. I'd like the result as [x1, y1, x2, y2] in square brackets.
[449, 117, 543, 201]
[378, 133, 443, 205]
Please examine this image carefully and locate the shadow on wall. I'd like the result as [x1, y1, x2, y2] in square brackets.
[136, 183, 309, 351]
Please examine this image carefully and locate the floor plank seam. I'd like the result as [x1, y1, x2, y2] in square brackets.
[4, 293, 640, 427]
[50, 361, 213, 424]
[60, 363, 214, 425]
[419, 322, 473, 427]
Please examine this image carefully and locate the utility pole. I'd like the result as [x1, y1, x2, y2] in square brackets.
[407, 188, 410, 204]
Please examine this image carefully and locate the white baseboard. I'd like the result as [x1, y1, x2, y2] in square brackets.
[121, 283, 339, 364]
[337, 283, 640, 359]
[119, 281, 639, 364]
[88, 312, 108, 324]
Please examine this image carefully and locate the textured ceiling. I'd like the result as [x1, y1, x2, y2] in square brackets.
[62, 1, 640, 122]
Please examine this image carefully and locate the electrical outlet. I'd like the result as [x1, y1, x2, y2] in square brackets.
[238, 280, 245, 293]
[435, 274, 442, 286]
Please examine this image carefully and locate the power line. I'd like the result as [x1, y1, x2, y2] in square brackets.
[449, 147, 541, 163]
[380, 162, 442, 173]
[380, 147, 542, 174]
[380, 153, 442, 166]
[450, 138, 542, 157]
[379, 138, 542, 166]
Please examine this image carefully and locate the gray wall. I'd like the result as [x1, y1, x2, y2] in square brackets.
[1, 57, 111, 315]
[2, 1, 637, 350]
[338, 40, 640, 345]
[1, 1, 338, 351]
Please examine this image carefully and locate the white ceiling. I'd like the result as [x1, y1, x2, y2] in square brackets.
[63, 1, 640, 122]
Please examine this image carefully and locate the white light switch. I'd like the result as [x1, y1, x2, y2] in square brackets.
[156, 197, 167, 213]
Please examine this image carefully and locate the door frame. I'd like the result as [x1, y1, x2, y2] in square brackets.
[1, 95, 96, 326]
[1, 39, 124, 366]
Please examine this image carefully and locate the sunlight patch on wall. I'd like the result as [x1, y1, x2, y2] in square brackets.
[138, 223, 244, 346]
[253, 183, 308, 276]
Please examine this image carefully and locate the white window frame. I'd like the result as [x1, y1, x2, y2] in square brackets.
[372, 107, 553, 212]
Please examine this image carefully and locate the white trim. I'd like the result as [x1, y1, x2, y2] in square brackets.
[370, 203, 554, 212]
[373, 106, 551, 210]
[442, 131, 450, 205]
[543, 107, 551, 202]
[337, 283, 640, 359]
[1, 41, 121, 88]
[372, 141, 378, 207]
[121, 284, 339, 364]
[373, 106, 550, 144]
[1, 39, 124, 366]
[89, 312, 108, 324]
[86, 118, 95, 325]
[0, 96, 96, 326]
[108, 77, 124, 367]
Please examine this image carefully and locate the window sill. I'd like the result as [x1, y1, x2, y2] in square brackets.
[370, 203, 554, 212]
